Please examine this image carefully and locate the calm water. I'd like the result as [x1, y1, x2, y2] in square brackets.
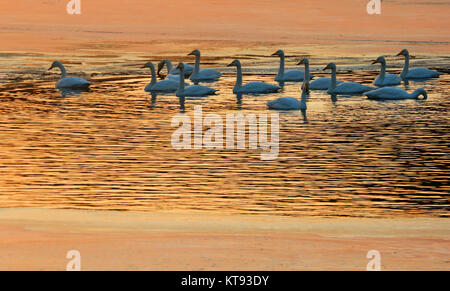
[0, 49, 449, 218]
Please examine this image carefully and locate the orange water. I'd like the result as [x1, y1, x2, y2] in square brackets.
[0, 1, 449, 218]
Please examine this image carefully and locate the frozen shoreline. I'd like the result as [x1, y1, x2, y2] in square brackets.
[0, 208, 448, 270]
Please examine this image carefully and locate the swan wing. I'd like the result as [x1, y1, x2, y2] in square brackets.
[332, 82, 374, 94]
[406, 67, 442, 79]
[150, 80, 179, 92]
[170, 64, 194, 76]
[365, 87, 408, 100]
[374, 74, 401, 87]
[183, 85, 217, 96]
[240, 82, 281, 93]
[267, 97, 302, 110]
[310, 78, 342, 90]
[280, 70, 306, 82]
[57, 77, 91, 89]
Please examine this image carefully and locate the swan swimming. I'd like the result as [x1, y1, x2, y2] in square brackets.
[143, 62, 180, 92]
[324, 63, 374, 95]
[266, 83, 308, 110]
[176, 63, 218, 97]
[48, 61, 91, 90]
[157, 59, 193, 80]
[298, 58, 342, 90]
[188, 50, 222, 84]
[365, 87, 427, 100]
[227, 60, 281, 94]
[372, 56, 402, 87]
[397, 49, 443, 79]
[272, 50, 312, 82]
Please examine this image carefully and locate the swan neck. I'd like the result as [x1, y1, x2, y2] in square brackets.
[178, 67, 185, 93]
[149, 64, 157, 86]
[194, 54, 200, 75]
[379, 61, 386, 82]
[234, 63, 243, 91]
[166, 60, 173, 72]
[303, 62, 310, 88]
[401, 53, 410, 78]
[330, 67, 337, 90]
[57, 63, 67, 78]
[277, 54, 285, 77]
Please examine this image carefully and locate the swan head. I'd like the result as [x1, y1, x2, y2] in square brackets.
[227, 60, 241, 67]
[157, 60, 167, 73]
[372, 56, 386, 65]
[188, 49, 200, 56]
[297, 58, 309, 65]
[48, 61, 62, 70]
[323, 62, 336, 71]
[415, 88, 428, 99]
[142, 62, 154, 69]
[271, 50, 284, 57]
[176, 62, 185, 70]
[396, 49, 409, 57]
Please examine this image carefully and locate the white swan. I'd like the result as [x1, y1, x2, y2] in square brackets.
[272, 50, 312, 82]
[157, 59, 193, 80]
[176, 63, 218, 97]
[48, 61, 91, 89]
[143, 62, 180, 92]
[324, 63, 375, 95]
[372, 56, 401, 87]
[267, 84, 308, 110]
[397, 49, 443, 79]
[227, 60, 281, 94]
[188, 50, 222, 83]
[298, 58, 342, 90]
[365, 87, 427, 100]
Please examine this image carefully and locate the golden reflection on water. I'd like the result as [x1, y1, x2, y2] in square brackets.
[0, 51, 449, 218]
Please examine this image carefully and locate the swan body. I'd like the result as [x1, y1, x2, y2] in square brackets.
[365, 87, 427, 100]
[228, 60, 281, 94]
[176, 63, 218, 97]
[143, 62, 181, 92]
[298, 58, 342, 90]
[48, 61, 91, 89]
[157, 59, 193, 79]
[188, 50, 222, 83]
[267, 84, 308, 110]
[397, 49, 443, 79]
[324, 62, 375, 95]
[372, 56, 401, 87]
[272, 50, 313, 82]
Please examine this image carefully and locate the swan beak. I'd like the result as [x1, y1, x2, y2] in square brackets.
[297, 60, 304, 65]
[396, 52, 403, 56]
[187, 51, 195, 56]
[271, 52, 279, 56]
[371, 60, 378, 64]
[48, 66, 53, 70]
[323, 66, 329, 71]
[226, 62, 234, 67]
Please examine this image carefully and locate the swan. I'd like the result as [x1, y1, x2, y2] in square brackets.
[298, 58, 342, 90]
[227, 60, 281, 94]
[365, 87, 427, 100]
[372, 56, 401, 87]
[272, 50, 312, 82]
[266, 84, 308, 110]
[188, 50, 222, 84]
[324, 63, 375, 95]
[176, 63, 218, 97]
[157, 59, 193, 80]
[143, 62, 180, 92]
[397, 49, 443, 79]
[48, 61, 91, 89]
